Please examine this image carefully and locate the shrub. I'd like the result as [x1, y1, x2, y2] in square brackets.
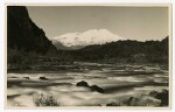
[33, 94, 59, 106]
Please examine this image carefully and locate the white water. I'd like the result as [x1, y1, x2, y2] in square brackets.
[7, 64, 168, 107]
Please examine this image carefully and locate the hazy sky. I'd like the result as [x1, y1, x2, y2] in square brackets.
[27, 6, 169, 41]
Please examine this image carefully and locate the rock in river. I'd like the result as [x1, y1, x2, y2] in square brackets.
[90, 85, 104, 93]
[39, 76, 48, 80]
[76, 81, 89, 87]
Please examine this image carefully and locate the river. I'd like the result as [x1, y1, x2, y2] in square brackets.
[7, 63, 169, 107]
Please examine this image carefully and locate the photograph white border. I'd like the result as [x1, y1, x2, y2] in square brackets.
[0, 0, 174, 112]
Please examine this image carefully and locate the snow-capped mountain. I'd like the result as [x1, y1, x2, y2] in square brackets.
[52, 29, 124, 49]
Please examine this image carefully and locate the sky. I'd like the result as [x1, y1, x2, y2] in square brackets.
[27, 6, 169, 42]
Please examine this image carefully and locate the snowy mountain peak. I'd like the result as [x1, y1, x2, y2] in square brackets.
[53, 29, 124, 47]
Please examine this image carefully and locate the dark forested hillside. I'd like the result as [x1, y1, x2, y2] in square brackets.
[58, 37, 168, 64]
[7, 6, 58, 65]
[7, 6, 57, 55]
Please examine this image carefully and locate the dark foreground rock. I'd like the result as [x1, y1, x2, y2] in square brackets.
[90, 85, 104, 93]
[76, 81, 104, 93]
[39, 76, 48, 80]
[126, 96, 160, 106]
[149, 89, 168, 106]
[106, 95, 161, 106]
[106, 102, 120, 106]
[76, 81, 89, 87]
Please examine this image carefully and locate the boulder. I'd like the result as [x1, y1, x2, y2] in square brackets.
[90, 85, 104, 93]
[39, 76, 48, 80]
[149, 90, 159, 97]
[149, 89, 169, 106]
[155, 90, 168, 106]
[106, 102, 120, 106]
[76, 81, 89, 87]
[125, 96, 160, 106]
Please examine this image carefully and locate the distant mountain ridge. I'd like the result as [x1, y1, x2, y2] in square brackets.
[57, 37, 168, 64]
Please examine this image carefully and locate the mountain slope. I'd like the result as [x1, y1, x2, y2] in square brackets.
[59, 37, 168, 64]
[7, 6, 57, 55]
[52, 41, 85, 50]
[53, 29, 124, 49]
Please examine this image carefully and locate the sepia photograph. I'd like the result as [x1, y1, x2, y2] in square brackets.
[7, 5, 170, 107]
